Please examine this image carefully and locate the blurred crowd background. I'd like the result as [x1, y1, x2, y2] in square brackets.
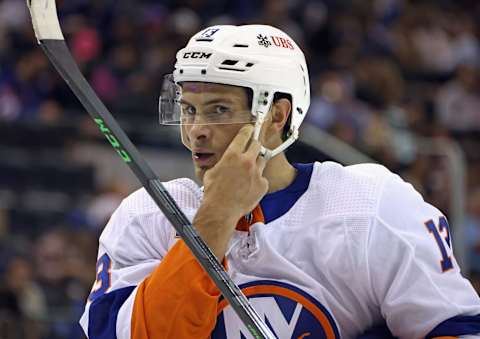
[1, 0, 480, 337]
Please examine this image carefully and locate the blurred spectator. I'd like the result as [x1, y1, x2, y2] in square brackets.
[261, 0, 304, 44]
[170, 7, 201, 40]
[435, 64, 480, 132]
[34, 229, 90, 339]
[86, 181, 128, 231]
[3, 256, 46, 339]
[0, 85, 21, 121]
[0, 0, 28, 31]
[410, 11, 457, 74]
[307, 70, 371, 144]
[0, 287, 23, 339]
[5, 256, 46, 321]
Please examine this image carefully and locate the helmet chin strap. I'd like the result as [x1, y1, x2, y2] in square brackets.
[253, 114, 298, 161]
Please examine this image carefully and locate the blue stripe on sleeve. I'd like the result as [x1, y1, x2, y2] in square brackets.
[88, 286, 136, 339]
[427, 314, 480, 338]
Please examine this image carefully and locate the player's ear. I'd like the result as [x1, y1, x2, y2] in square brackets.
[270, 98, 291, 133]
[259, 97, 291, 148]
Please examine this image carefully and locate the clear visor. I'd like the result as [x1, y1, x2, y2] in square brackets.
[159, 74, 256, 125]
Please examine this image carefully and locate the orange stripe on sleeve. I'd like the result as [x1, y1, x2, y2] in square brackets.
[131, 240, 223, 339]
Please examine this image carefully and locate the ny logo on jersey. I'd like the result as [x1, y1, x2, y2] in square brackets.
[211, 281, 339, 339]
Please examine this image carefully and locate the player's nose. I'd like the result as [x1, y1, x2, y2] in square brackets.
[186, 122, 212, 142]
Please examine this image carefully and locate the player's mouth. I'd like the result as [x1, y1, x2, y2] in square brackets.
[192, 151, 215, 168]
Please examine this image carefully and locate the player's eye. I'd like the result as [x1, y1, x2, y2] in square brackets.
[181, 104, 196, 115]
[212, 105, 231, 115]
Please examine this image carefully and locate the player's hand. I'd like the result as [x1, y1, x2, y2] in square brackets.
[193, 125, 268, 260]
[202, 124, 269, 221]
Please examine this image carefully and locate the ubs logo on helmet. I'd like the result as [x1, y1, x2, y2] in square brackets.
[257, 34, 295, 50]
[271, 36, 294, 49]
[257, 34, 272, 48]
[211, 280, 340, 339]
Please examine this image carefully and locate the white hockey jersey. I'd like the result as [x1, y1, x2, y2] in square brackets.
[80, 161, 480, 339]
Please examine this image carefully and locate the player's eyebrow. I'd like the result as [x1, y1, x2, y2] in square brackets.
[179, 98, 193, 106]
[180, 97, 235, 106]
[202, 98, 235, 106]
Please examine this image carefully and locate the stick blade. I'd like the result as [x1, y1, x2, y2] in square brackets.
[27, 0, 64, 42]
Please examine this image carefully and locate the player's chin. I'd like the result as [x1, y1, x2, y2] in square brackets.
[194, 164, 211, 182]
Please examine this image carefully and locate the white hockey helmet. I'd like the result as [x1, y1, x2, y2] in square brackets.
[159, 24, 310, 159]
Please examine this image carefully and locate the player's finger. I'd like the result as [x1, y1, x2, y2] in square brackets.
[253, 145, 269, 174]
[245, 138, 262, 158]
[256, 150, 268, 173]
[246, 140, 268, 172]
[225, 125, 254, 155]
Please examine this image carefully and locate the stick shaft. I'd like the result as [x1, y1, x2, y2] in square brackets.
[38, 39, 274, 339]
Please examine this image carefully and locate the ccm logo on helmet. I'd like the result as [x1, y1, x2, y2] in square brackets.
[183, 52, 212, 59]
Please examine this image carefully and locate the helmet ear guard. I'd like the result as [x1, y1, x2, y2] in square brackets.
[164, 24, 310, 158]
[252, 90, 297, 160]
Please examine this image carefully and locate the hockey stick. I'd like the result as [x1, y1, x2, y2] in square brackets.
[27, 1, 275, 338]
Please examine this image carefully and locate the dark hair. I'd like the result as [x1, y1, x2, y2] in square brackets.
[245, 89, 292, 141]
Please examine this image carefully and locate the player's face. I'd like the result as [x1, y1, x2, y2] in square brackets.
[181, 82, 254, 181]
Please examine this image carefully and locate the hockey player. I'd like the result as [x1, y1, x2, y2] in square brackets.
[80, 25, 480, 338]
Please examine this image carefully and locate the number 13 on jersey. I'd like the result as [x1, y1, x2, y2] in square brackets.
[89, 253, 112, 302]
[425, 216, 453, 272]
